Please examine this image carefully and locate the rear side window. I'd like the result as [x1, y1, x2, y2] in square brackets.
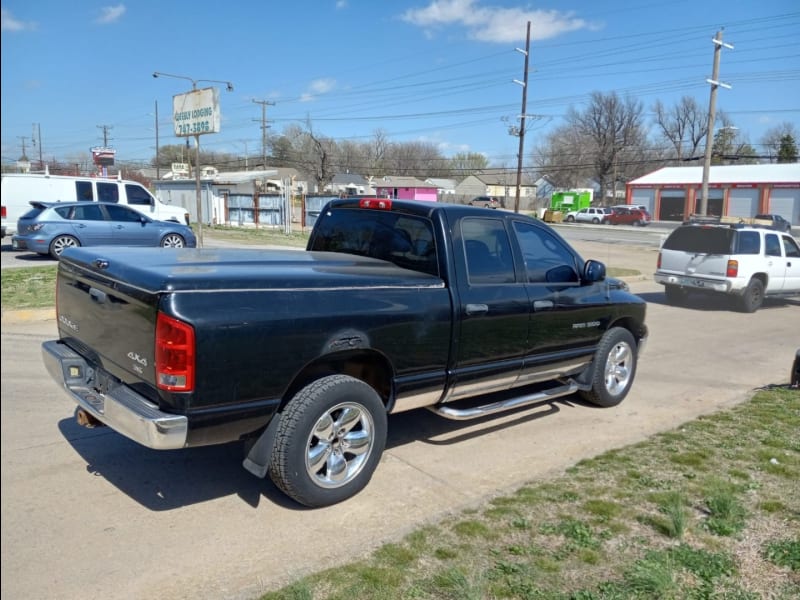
[97, 182, 119, 203]
[663, 227, 734, 254]
[734, 231, 761, 255]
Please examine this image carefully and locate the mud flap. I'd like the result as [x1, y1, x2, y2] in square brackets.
[242, 414, 281, 479]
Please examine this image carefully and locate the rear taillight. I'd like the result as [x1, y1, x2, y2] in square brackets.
[726, 260, 739, 277]
[1, 206, 6, 218]
[657, 252, 662, 269]
[155, 313, 195, 392]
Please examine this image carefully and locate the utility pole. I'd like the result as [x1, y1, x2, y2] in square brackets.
[252, 99, 275, 167]
[699, 29, 733, 216]
[155, 100, 160, 181]
[97, 124, 114, 146]
[32, 123, 43, 169]
[513, 21, 531, 214]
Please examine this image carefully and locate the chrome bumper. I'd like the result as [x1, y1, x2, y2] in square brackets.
[654, 273, 731, 293]
[42, 341, 188, 450]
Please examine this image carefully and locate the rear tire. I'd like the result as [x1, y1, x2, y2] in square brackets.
[50, 235, 80, 258]
[579, 327, 637, 408]
[268, 375, 387, 507]
[737, 278, 764, 313]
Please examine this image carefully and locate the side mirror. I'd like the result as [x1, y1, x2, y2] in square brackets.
[583, 259, 606, 283]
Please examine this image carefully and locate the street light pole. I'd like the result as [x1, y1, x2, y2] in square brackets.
[153, 71, 233, 247]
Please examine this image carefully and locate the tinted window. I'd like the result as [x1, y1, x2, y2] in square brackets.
[461, 218, 515, 284]
[734, 231, 761, 255]
[125, 184, 153, 206]
[76, 181, 94, 201]
[309, 207, 438, 277]
[764, 234, 782, 257]
[105, 204, 144, 222]
[54, 204, 105, 221]
[97, 182, 119, 203]
[513, 221, 578, 284]
[20, 206, 47, 219]
[663, 227, 734, 254]
[783, 236, 800, 258]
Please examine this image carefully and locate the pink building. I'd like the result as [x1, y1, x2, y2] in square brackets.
[373, 176, 439, 202]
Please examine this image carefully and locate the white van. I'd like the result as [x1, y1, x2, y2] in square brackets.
[1, 170, 189, 238]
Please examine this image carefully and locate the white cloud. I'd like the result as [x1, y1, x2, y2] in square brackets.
[336, 0, 348, 9]
[95, 4, 126, 25]
[1, 8, 36, 31]
[300, 78, 336, 102]
[400, 0, 598, 43]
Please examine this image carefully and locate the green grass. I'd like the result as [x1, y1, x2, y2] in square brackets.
[259, 388, 800, 599]
[1, 266, 57, 309]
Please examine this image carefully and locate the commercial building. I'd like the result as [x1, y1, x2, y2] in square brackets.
[625, 163, 800, 225]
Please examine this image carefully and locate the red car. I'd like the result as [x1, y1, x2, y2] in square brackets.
[605, 207, 651, 226]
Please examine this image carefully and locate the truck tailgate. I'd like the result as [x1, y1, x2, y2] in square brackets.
[55, 251, 163, 392]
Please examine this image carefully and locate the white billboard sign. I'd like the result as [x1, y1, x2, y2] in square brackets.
[172, 87, 220, 136]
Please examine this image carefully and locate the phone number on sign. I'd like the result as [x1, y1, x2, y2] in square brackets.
[177, 121, 211, 135]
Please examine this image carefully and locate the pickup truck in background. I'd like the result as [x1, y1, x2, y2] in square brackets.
[43, 198, 648, 507]
[654, 218, 800, 312]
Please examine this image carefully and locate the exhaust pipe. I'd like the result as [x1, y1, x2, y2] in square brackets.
[75, 408, 105, 429]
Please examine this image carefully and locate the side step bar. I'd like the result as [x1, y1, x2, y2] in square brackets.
[427, 381, 580, 421]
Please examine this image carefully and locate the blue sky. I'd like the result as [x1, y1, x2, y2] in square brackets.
[1, 0, 798, 170]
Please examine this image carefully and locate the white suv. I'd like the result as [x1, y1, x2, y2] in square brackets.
[564, 207, 611, 224]
[654, 222, 800, 312]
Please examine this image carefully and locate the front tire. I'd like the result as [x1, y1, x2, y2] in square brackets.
[268, 375, 387, 507]
[579, 327, 637, 407]
[737, 278, 764, 313]
[566, 215, 575, 222]
[160, 233, 186, 248]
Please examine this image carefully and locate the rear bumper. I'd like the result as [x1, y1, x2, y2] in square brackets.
[654, 272, 732, 294]
[42, 340, 188, 450]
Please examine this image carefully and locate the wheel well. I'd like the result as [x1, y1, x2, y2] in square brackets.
[282, 350, 394, 411]
[608, 318, 645, 348]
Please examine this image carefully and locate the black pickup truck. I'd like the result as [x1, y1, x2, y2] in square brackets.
[43, 198, 648, 507]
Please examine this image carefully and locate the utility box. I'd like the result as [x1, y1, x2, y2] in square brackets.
[550, 189, 594, 212]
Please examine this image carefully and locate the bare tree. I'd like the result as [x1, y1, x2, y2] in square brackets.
[652, 96, 707, 162]
[449, 152, 489, 180]
[567, 91, 646, 202]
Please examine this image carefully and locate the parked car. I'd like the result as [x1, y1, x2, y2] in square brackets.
[605, 207, 652, 226]
[469, 196, 501, 209]
[12, 201, 197, 259]
[754, 213, 792, 233]
[564, 207, 611, 224]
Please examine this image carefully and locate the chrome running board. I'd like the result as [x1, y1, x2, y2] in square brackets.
[427, 381, 580, 421]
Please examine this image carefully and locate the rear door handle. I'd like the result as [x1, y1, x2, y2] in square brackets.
[533, 300, 554, 311]
[465, 303, 488, 315]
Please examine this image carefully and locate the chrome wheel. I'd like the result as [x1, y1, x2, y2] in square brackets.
[603, 339, 633, 396]
[50, 235, 79, 258]
[305, 402, 374, 489]
[161, 234, 186, 248]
